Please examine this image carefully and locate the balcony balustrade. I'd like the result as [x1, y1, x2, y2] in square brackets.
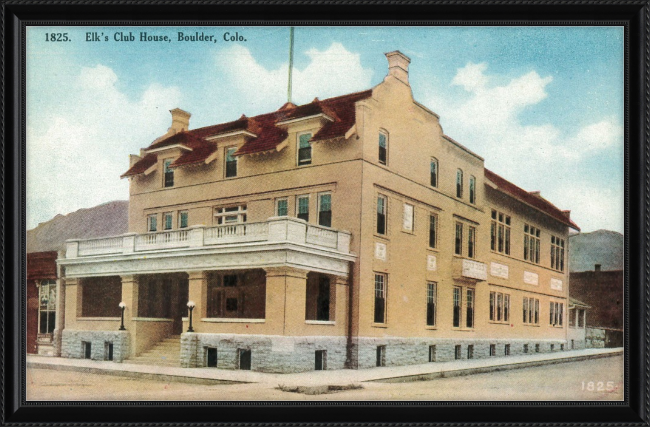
[65, 217, 351, 259]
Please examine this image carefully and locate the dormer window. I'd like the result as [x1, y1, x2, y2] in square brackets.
[378, 131, 388, 165]
[164, 159, 174, 187]
[298, 132, 312, 166]
[225, 147, 237, 178]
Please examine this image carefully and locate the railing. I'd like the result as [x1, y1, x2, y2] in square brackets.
[65, 217, 351, 259]
[78, 236, 124, 256]
[204, 222, 269, 245]
[135, 229, 190, 250]
[306, 225, 338, 249]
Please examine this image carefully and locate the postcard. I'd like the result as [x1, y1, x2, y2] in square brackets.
[25, 24, 624, 402]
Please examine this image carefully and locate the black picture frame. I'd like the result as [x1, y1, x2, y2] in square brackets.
[5, 1, 647, 424]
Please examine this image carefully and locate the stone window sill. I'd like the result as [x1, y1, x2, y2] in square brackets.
[132, 317, 173, 322]
[371, 323, 388, 328]
[425, 326, 437, 330]
[77, 317, 120, 321]
[305, 320, 336, 325]
[199, 318, 265, 323]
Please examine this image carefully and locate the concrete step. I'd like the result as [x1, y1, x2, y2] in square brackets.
[125, 335, 182, 367]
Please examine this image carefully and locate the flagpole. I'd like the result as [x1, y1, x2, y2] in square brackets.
[288, 27, 294, 103]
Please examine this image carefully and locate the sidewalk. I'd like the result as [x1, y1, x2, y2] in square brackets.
[27, 347, 622, 389]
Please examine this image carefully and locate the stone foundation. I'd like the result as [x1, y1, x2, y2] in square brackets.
[352, 337, 570, 369]
[179, 333, 569, 372]
[61, 330, 130, 362]
[181, 333, 348, 373]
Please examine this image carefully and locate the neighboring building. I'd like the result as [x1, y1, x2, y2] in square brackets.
[570, 264, 624, 348]
[26, 251, 59, 355]
[567, 297, 590, 350]
[58, 51, 579, 372]
[26, 201, 128, 356]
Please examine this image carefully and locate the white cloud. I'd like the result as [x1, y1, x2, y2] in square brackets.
[26, 64, 182, 229]
[215, 42, 373, 112]
[428, 62, 623, 233]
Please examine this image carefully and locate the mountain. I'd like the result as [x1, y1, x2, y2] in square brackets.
[569, 229, 624, 272]
[27, 201, 129, 253]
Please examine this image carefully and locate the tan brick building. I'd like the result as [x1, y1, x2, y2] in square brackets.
[59, 51, 579, 372]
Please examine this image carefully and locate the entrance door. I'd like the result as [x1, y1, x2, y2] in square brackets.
[172, 279, 189, 335]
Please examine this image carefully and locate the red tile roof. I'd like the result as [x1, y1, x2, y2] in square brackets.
[122, 90, 373, 176]
[121, 153, 157, 178]
[485, 168, 580, 231]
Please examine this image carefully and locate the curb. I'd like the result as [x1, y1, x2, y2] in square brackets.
[370, 350, 622, 383]
[27, 361, 247, 386]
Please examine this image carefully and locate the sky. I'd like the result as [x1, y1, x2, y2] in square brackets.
[26, 26, 624, 234]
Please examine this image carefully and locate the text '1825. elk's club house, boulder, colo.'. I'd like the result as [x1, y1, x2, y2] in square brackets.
[57, 51, 580, 373]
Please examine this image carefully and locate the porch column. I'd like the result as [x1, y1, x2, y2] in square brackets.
[582, 309, 587, 329]
[264, 267, 308, 336]
[120, 275, 139, 358]
[187, 271, 207, 331]
[52, 278, 66, 356]
[334, 276, 349, 329]
[63, 277, 80, 328]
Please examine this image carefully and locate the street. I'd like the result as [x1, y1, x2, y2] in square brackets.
[26, 354, 623, 401]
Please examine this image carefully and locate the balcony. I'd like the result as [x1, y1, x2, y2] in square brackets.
[452, 257, 487, 281]
[60, 217, 354, 278]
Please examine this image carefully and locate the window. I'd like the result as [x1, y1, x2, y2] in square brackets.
[490, 210, 511, 255]
[505, 344, 511, 356]
[315, 350, 327, 370]
[376, 345, 386, 367]
[469, 175, 476, 204]
[178, 210, 188, 228]
[377, 195, 387, 235]
[429, 345, 436, 362]
[374, 273, 387, 323]
[467, 226, 476, 259]
[551, 236, 565, 271]
[550, 344, 555, 351]
[147, 214, 157, 232]
[402, 203, 414, 232]
[454, 345, 462, 360]
[453, 286, 462, 328]
[318, 193, 332, 227]
[489, 344, 496, 356]
[297, 195, 309, 222]
[535, 344, 540, 353]
[466, 288, 475, 328]
[430, 158, 438, 187]
[239, 349, 251, 370]
[523, 297, 540, 325]
[207, 348, 218, 367]
[105, 342, 113, 361]
[467, 345, 474, 359]
[455, 222, 463, 255]
[214, 205, 247, 225]
[163, 212, 173, 230]
[378, 132, 388, 165]
[83, 341, 91, 359]
[38, 280, 56, 335]
[456, 169, 463, 198]
[298, 132, 312, 166]
[524, 224, 541, 264]
[523, 344, 529, 354]
[225, 147, 238, 178]
[490, 291, 510, 322]
[276, 198, 288, 216]
[550, 301, 564, 326]
[426, 282, 437, 326]
[428, 214, 437, 248]
[577, 309, 585, 327]
[163, 159, 174, 187]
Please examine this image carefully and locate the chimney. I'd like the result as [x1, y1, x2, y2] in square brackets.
[385, 51, 411, 85]
[595, 264, 601, 272]
[529, 190, 541, 197]
[168, 108, 191, 134]
[562, 210, 571, 218]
